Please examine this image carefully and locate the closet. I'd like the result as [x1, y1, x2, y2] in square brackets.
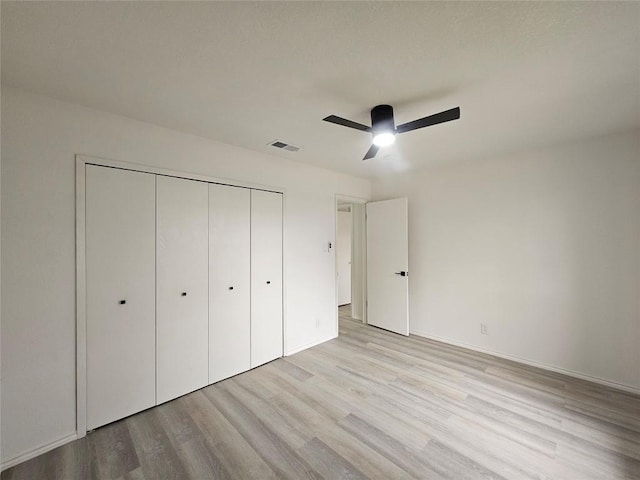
[84, 164, 283, 430]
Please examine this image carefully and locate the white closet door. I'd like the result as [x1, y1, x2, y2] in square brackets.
[86, 165, 156, 430]
[251, 190, 283, 368]
[156, 176, 209, 404]
[209, 184, 251, 383]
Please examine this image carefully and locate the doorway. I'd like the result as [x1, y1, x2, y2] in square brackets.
[335, 196, 367, 332]
[335, 196, 409, 337]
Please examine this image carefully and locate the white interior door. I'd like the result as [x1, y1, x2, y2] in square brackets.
[251, 190, 283, 368]
[209, 184, 251, 383]
[156, 176, 209, 404]
[86, 165, 156, 429]
[337, 210, 352, 306]
[366, 198, 409, 335]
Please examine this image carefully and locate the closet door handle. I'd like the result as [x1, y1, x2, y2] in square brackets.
[229, 286, 234, 290]
[119, 300, 126, 305]
[181, 292, 187, 296]
[266, 281, 271, 285]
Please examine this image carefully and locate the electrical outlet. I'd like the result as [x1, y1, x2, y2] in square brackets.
[480, 323, 488, 335]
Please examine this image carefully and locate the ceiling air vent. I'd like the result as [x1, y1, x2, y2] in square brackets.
[268, 140, 300, 152]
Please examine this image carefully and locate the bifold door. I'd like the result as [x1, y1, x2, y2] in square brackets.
[156, 176, 209, 404]
[251, 190, 283, 368]
[366, 197, 409, 336]
[84, 163, 285, 431]
[209, 184, 251, 383]
[86, 165, 156, 430]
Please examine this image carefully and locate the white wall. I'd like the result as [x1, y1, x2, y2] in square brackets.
[372, 130, 640, 391]
[0, 87, 370, 464]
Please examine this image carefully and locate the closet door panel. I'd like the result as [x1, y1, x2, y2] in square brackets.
[251, 190, 283, 368]
[156, 176, 209, 404]
[86, 165, 156, 430]
[209, 184, 251, 383]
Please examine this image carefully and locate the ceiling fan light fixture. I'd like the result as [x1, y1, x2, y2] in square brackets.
[322, 104, 460, 160]
[372, 132, 396, 147]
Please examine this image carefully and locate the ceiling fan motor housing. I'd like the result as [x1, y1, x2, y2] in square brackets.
[371, 104, 395, 133]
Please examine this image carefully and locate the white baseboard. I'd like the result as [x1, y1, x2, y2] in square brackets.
[1, 432, 78, 472]
[286, 334, 337, 356]
[410, 329, 640, 396]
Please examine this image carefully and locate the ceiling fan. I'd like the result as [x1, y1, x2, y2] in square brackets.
[323, 104, 461, 160]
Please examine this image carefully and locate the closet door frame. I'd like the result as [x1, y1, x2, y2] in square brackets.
[76, 154, 285, 437]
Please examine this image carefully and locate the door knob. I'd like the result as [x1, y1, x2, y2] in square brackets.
[181, 292, 187, 296]
[119, 300, 126, 305]
[229, 286, 234, 290]
[394, 271, 407, 277]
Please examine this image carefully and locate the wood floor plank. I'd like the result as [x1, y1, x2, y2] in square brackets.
[90, 420, 139, 479]
[126, 409, 190, 480]
[223, 378, 312, 449]
[297, 437, 369, 480]
[564, 397, 640, 431]
[1, 452, 47, 480]
[462, 394, 559, 451]
[307, 373, 434, 450]
[560, 417, 640, 458]
[4, 304, 640, 480]
[555, 442, 638, 480]
[319, 423, 418, 479]
[203, 385, 323, 480]
[338, 413, 449, 480]
[315, 426, 417, 480]
[117, 466, 146, 480]
[249, 362, 352, 422]
[271, 357, 315, 382]
[226, 366, 284, 400]
[233, 363, 308, 407]
[155, 400, 231, 479]
[421, 439, 509, 480]
[155, 400, 200, 446]
[174, 437, 231, 480]
[180, 390, 277, 480]
[262, 381, 416, 479]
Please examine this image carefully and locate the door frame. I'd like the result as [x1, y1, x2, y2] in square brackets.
[76, 154, 285, 437]
[334, 194, 368, 337]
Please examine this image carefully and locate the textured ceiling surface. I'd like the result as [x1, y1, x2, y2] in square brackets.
[2, 1, 639, 178]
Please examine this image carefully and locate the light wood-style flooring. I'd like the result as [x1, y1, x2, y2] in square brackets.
[3, 306, 640, 479]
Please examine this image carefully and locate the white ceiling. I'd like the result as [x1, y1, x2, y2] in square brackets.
[2, 2, 639, 178]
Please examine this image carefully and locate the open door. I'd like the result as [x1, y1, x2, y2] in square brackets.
[366, 198, 409, 335]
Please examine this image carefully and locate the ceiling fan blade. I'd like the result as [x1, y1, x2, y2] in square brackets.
[363, 144, 379, 160]
[395, 107, 460, 134]
[323, 115, 371, 132]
